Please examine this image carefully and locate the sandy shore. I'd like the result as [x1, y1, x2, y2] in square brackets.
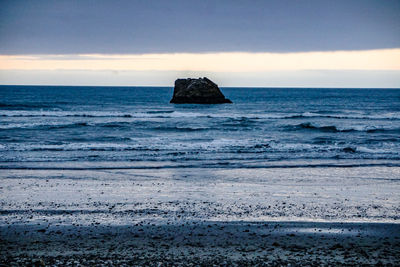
[1, 221, 399, 266]
[1, 165, 399, 224]
[1, 165, 400, 265]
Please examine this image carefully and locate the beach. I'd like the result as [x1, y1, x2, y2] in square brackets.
[2, 0, 400, 264]
[1, 165, 400, 265]
[2, 221, 399, 266]
[1, 86, 400, 265]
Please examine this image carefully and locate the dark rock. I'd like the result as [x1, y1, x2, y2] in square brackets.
[343, 147, 356, 153]
[272, 242, 280, 247]
[170, 77, 232, 104]
[329, 243, 344, 250]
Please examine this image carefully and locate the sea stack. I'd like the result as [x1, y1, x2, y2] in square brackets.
[170, 77, 232, 104]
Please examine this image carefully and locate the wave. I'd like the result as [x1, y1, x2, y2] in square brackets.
[1, 162, 400, 170]
[0, 110, 137, 118]
[47, 122, 91, 129]
[146, 110, 175, 114]
[0, 102, 54, 109]
[151, 126, 211, 132]
[3, 138, 398, 156]
[286, 123, 400, 133]
[6, 143, 151, 152]
[221, 117, 259, 128]
[2, 110, 400, 121]
[96, 122, 131, 128]
[67, 136, 133, 142]
[0, 121, 140, 130]
[0, 122, 90, 130]
[286, 123, 353, 133]
[366, 128, 400, 133]
[282, 112, 400, 120]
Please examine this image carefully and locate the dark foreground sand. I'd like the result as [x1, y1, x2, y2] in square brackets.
[1, 166, 399, 265]
[1, 221, 399, 266]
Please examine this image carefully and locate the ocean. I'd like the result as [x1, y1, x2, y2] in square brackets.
[0, 85, 399, 224]
[0, 86, 400, 167]
[1, 86, 400, 166]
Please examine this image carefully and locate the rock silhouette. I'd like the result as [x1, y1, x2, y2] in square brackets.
[170, 77, 232, 104]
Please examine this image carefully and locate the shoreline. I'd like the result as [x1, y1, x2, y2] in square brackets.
[2, 221, 399, 265]
[1, 166, 399, 225]
[1, 158, 399, 169]
[1, 163, 399, 265]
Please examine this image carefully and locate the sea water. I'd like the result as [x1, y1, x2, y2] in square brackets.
[0, 86, 399, 166]
[1, 86, 399, 223]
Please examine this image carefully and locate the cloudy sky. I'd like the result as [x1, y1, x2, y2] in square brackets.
[0, 0, 399, 87]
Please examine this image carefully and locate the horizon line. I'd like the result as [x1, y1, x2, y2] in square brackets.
[1, 84, 399, 89]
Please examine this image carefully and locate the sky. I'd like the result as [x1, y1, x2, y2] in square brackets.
[0, 0, 399, 87]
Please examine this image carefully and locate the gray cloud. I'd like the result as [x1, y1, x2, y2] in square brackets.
[0, 0, 399, 54]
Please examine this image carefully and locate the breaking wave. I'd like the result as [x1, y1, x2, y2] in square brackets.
[285, 123, 400, 133]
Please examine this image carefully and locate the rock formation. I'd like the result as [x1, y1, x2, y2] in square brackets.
[170, 77, 232, 104]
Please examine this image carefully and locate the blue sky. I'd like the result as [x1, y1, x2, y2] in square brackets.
[0, 0, 399, 87]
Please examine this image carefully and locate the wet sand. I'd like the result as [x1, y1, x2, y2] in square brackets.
[1, 222, 399, 266]
[1, 166, 399, 224]
[1, 165, 400, 265]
